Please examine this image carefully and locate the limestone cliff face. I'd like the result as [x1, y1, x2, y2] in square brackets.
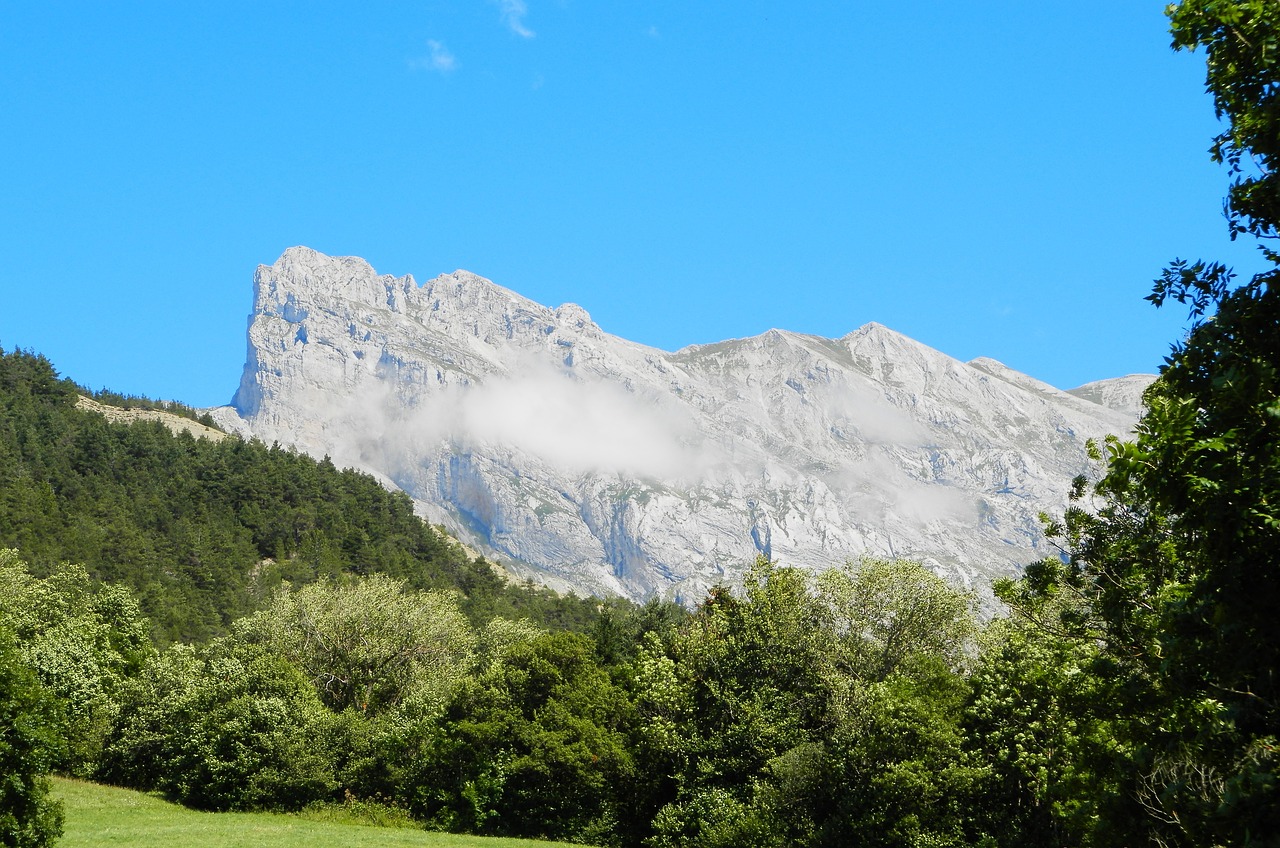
[212, 246, 1152, 605]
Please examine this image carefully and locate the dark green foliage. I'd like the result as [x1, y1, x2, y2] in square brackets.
[1136, 3, 1280, 843]
[0, 626, 64, 848]
[1166, 0, 1280, 244]
[959, 573, 1125, 848]
[809, 664, 975, 848]
[663, 566, 831, 793]
[402, 631, 636, 844]
[1000, 4, 1280, 845]
[100, 640, 337, 811]
[589, 596, 688, 672]
[641, 559, 980, 848]
[0, 553, 153, 777]
[0, 345, 602, 641]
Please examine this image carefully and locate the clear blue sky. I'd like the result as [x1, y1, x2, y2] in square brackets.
[0, 2, 1263, 407]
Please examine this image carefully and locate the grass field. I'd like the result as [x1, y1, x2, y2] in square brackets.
[52, 778, 574, 848]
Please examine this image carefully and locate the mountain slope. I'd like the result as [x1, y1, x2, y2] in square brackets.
[1066, 374, 1154, 419]
[214, 247, 1151, 604]
[0, 346, 601, 641]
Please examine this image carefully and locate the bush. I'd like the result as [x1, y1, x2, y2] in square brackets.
[0, 552, 152, 776]
[0, 626, 64, 848]
[101, 641, 336, 811]
[401, 631, 635, 843]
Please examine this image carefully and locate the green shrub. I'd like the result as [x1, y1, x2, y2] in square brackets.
[0, 626, 64, 848]
[401, 632, 635, 844]
[0, 552, 152, 777]
[101, 641, 336, 811]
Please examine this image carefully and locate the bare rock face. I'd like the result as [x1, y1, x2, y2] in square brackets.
[212, 247, 1153, 605]
[1066, 374, 1155, 419]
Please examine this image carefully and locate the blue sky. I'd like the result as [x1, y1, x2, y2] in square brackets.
[0, 2, 1263, 407]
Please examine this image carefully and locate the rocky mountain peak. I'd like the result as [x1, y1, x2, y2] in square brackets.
[216, 247, 1154, 606]
[1067, 374, 1156, 419]
[260, 246, 409, 309]
[554, 303, 593, 329]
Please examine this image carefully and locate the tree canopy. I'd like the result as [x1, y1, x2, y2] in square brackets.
[0, 625, 64, 848]
[1019, 2, 1280, 844]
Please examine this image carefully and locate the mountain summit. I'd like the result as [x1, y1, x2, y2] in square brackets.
[212, 247, 1151, 604]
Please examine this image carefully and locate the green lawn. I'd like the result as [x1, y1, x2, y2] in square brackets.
[52, 778, 574, 848]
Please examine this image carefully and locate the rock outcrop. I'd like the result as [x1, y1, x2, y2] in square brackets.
[77, 396, 228, 442]
[211, 247, 1152, 605]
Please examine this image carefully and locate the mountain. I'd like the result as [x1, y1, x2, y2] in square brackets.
[1066, 374, 1154, 419]
[211, 247, 1152, 605]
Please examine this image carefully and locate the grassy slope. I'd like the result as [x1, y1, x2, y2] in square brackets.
[52, 778, 573, 848]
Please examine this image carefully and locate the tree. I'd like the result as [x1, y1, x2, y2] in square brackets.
[100, 640, 337, 811]
[643, 560, 832, 847]
[817, 556, 976, 684]
[233, 575, 475, 715]
[402, 631, 636, 844]
[783, 560, 979, 848]
[0, 550, 152, 776]
[1167, 0, 1280, 244]
[641, 558, 980, 848]
[1022, 3, 1280, 844]
[0, 626, 63, 848]
[0, 344, 596, 643]
[960, 570, 1126, 848]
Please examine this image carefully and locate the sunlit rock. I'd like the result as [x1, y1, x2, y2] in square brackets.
[211, 246, 1153, 606]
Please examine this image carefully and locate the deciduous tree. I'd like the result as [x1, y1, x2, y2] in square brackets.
[1023, 3, 1280, 843]
[233, 575, 475, 715]
[0, 626, 63, 848]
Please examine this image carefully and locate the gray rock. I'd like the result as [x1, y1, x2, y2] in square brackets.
[212, 246, 1153, 607]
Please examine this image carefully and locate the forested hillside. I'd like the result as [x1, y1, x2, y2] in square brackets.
[0, 347, 601, 642]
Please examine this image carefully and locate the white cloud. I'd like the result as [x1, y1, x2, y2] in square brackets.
[820, 382, 929, 447]
[410, 39, 457, 73]
[450, 368, 700, 479]
[495, 0, 535, 38]
[321, 363, 712, 484]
